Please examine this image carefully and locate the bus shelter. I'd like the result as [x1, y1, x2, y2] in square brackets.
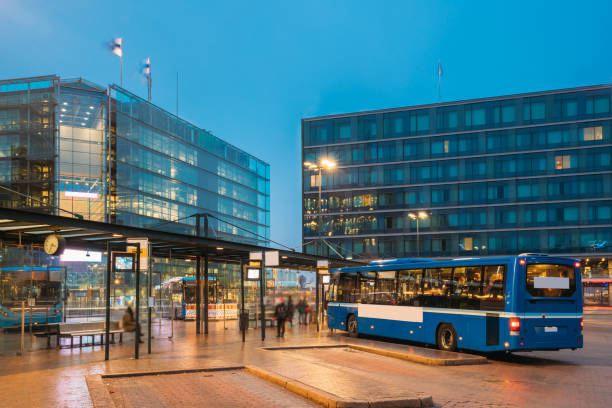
[0, 208, 362, 360]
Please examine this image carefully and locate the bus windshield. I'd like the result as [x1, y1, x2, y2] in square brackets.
[526, 264, 575, 297]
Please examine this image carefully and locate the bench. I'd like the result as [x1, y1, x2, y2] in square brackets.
[57, 322, 125, 349]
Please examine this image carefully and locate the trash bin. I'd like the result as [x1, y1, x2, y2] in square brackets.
[239, 311, 249, 331]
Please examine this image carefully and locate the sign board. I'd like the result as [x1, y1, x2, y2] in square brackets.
[148, 296, 155, 308]
[127, 238, 149, 270]
[534, 277, 570, 289]
[265, 251, 279, 267]
[322, 275, 330, 284]
[317, 260, 329, 268]
[249, 251, 263, 261]
[246, 267, 261, 281]
[113, 253, 135, 272]
[27, 298, 35, 307]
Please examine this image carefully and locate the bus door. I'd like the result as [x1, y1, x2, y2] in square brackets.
[521, 261, 581, 347]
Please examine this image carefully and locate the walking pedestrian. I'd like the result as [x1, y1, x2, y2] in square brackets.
[274, 298, 288, 337]
[298, 298, 307, 325]
[287, 297, 295, 328]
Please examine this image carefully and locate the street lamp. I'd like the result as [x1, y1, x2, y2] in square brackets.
[408, 211, 428, 257]
[304, 159, 336, 333]
[304, 159, 336, 256]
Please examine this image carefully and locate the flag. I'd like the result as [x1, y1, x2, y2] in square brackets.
[109, 38, 122, 57]
[142, 57, 151, 78]
[438, 61, 443, 77]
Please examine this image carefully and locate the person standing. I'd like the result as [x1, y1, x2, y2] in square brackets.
[286, 297, 295, 328]
[274, 299, 288, 337]
[297, 298, 306, 325]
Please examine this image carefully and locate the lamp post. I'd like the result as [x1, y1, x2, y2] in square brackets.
[408, 211, 428, 257]
[304, 159, 336, 256]
[304, 159, 336, 333]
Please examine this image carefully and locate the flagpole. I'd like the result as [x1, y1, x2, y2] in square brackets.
[438, 60, 441, 103]
[121, 53, 123, 88]
[148, 58, 151, 102]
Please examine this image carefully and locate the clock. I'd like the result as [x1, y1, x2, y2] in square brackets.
[44, 234, 66, 256]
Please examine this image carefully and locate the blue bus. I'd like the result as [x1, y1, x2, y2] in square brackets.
[0, 266, 64, 328]
[326, 254, 583, 353]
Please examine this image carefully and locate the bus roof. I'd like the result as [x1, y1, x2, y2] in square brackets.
[331, 254, 578, 274]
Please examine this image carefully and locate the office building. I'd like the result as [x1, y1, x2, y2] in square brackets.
[0, 75, 270, 245]
[302, 84, 612, 283]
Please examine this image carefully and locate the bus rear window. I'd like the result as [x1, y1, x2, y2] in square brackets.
[526, 264, 575, 297]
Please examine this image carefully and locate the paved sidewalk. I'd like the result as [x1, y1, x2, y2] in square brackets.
[1, 319, 611, 407]
[105, 370, 318, 408]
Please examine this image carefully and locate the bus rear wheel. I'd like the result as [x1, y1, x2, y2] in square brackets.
[347, 315, 359, 337]
[437, 323, 457, 352]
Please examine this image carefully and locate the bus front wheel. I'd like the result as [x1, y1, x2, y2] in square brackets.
[347, 315, 359, 337]
[437, 323, 457, 352]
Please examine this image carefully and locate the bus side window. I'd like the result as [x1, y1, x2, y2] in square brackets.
[375, 271, 397, 305]
[338, 274, 356, 303]
[398, 269, 422, 306]
[359, 277, 376, 303]
[481, 265, 505, 311]
[423, 268, 452, 308]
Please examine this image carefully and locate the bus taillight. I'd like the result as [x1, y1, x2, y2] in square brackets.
[580, 318, 583, 331]
[575, 262, 581, 269]
[510, 317, 521, 335]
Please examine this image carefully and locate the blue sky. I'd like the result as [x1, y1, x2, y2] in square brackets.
[2, 1, 612, 248]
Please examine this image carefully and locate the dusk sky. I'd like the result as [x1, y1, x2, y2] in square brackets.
[2, 0, 612, 248]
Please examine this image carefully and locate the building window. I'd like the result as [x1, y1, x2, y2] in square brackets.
[410, 111, 429, 133]
[461, 237, 473, 251]
[554, 155, 573, 170]
[586, 96, 610, 115]
[582, 126, 603, 141]
[465, 107, 486, 127]
[358, 117, 377, 139]
[523, 101, 546, 121]
[493, 105, 515, 124]
[334, 120, 351, 141]
[437, 110, 458, 130]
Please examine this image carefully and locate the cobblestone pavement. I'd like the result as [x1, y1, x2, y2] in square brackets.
[105, 370, 317, 408]
[0, 317, 611, 407]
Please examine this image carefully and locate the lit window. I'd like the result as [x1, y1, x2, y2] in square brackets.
[582, 126, 603, 141]
[443, 140, 450, 153]
[555, 155, 573, 170]
[463, 237, 473, 251]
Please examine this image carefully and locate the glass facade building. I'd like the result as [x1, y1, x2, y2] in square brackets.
[0, 75, 270, 245]
[302, 84, 612, 278]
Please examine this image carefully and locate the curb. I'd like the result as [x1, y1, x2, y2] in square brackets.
[245, 365, 433, 408]
[263, 343, 487, 366]
[346, 344, 487, 366]
[100, 366, 244, 378]
[85, 375, 116, 408]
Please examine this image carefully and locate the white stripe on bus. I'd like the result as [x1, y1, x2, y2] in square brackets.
[327, 303, 582, 319]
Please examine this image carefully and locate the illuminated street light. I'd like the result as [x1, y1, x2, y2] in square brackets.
[407, 211, 429, 257]
[303, 158, 336, 333]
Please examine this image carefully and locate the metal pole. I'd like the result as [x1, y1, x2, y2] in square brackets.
[196, 256, 201, 334]
[240, 260, 245, 343]
[204, 254, 209, 335]
[318, 168, 322, 257]
[316, 272, 320, 332]
[147, 245, 152, 354]
[416, 218, 420, 257]
[20, 300, 24, 356]
[260, 259, 265, 341]
[105, 243, 111, 360]
[135, 243, 140, 360]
